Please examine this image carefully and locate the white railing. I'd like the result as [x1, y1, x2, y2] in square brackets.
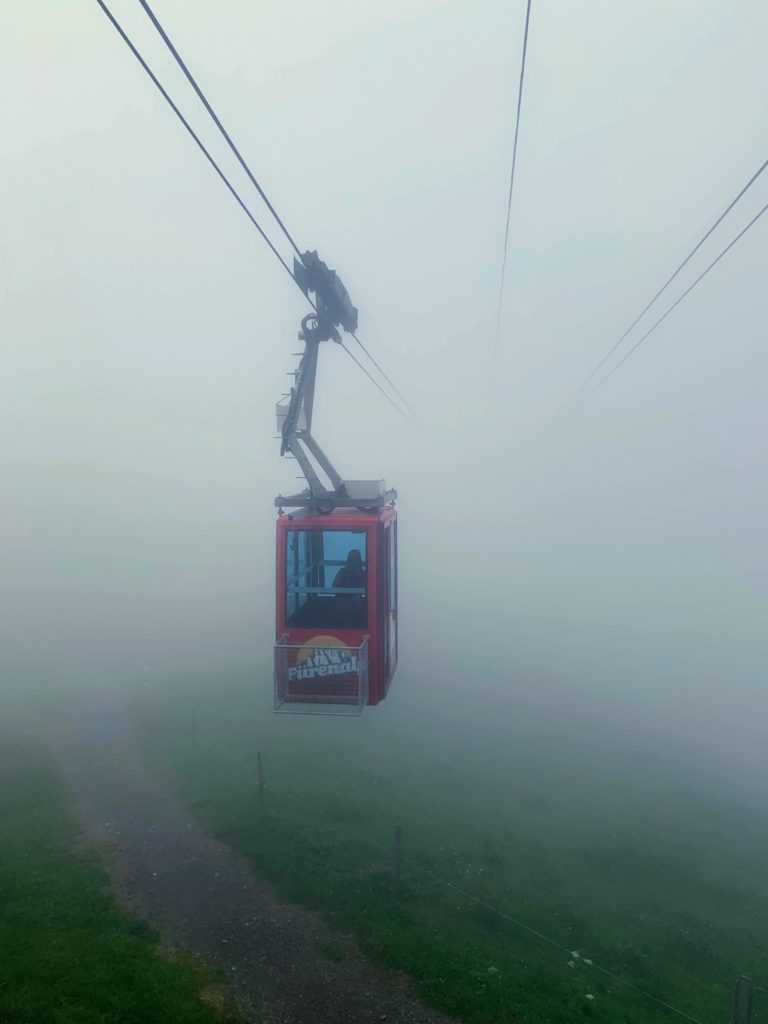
[273, 634, 369, 716]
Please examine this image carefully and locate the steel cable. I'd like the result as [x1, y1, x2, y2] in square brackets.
[96, 0, 413, 422]
[350, 331, 421, 423]
[581, 157, 768, 388]
[136, 0, 414, 420]
[340, 342, 414, 422]
[136, 0, 304, 259]
[494, 0, 533, 356]
[595, 199, 768, 387]
[133, 0, 414, 421]
[95, 0, 302, 292]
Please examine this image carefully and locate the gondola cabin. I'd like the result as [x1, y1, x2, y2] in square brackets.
[274, 506, 397, 714]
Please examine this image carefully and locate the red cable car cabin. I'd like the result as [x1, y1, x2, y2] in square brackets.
[274, 506, 397, 714]
[272, 252, 399, 713]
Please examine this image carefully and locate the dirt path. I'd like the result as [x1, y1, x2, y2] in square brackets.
[51, 695, 456, 1024]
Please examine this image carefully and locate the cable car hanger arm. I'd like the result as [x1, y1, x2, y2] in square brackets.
[275, 253, 396, 511]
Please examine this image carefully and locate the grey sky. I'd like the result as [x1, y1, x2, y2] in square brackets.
[2, 1, 766, 773]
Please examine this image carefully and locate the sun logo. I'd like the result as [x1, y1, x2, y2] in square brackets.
[289, 636, 359, 682]
[296, 635, 351, 667]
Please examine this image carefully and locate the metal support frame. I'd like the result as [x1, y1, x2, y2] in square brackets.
[279, 316, 345, 505]
[274, 252, 396, 512]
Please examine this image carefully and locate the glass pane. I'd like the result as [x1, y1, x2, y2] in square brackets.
[285, 529, 367, 629]
[286, 531, 296, 619]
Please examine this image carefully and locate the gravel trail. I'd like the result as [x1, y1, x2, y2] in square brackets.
[52, 695, 456, 1024]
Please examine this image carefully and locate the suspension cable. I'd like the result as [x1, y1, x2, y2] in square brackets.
[94, 0, 303, 293]
[595, 199, 768, 387]
[581, 157, 768, 388]
[494, 0, 533, 356]
[136, 0, 304, 260]
[136, 0, 416, 418]
[96, 0, 416, 421]
[350, 331, 421, 422]
[340, 342, 413, 422]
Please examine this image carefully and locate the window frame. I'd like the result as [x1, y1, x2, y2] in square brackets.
[284, 527, 369, 630]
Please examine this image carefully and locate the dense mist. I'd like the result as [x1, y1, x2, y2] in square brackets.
[2, 0, 766, 799]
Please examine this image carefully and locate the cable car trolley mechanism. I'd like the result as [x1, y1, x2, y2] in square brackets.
[274, 253, 398, 715]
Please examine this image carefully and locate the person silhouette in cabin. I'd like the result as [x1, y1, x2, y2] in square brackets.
[332, 549, 366, 626]
[333, 549, 365, 593]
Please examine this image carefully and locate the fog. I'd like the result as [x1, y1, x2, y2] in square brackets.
[2, 0, 766, 795]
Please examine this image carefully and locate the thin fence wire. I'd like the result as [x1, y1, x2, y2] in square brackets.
[242, 764, 707, 1024]
[159, 710, 736, 1024]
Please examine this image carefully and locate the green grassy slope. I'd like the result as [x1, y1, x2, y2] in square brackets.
[0, 732, 239, 1024]
[137, 680, 768, 1024]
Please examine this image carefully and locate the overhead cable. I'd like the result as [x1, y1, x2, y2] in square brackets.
[340, 342, 413, 423]
[494, 0, 533, 355]
[350, 331, 421, 423]
[136, 0, 414, 420]
[136, 0, 304, 259]
[595, 199, 768, 387]
[581, 157, 768, 388]
[96, 0, 412, 423]
[94, 0, 302, 293]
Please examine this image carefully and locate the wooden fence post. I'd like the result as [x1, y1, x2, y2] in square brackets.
[256, 750, 265, 808]
[734, 976, 753, 1024]
[190, 705, 199, 787]
[392, 823, 403, 902]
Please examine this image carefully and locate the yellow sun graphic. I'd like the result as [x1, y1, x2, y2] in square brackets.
[296, 635, 352, 666]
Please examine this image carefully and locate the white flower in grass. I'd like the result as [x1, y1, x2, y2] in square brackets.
[583, 958, 593, 965]
[571, 950, 580, 958]
[586, 994, 595, 1001]
[567, 961, 576, 969]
